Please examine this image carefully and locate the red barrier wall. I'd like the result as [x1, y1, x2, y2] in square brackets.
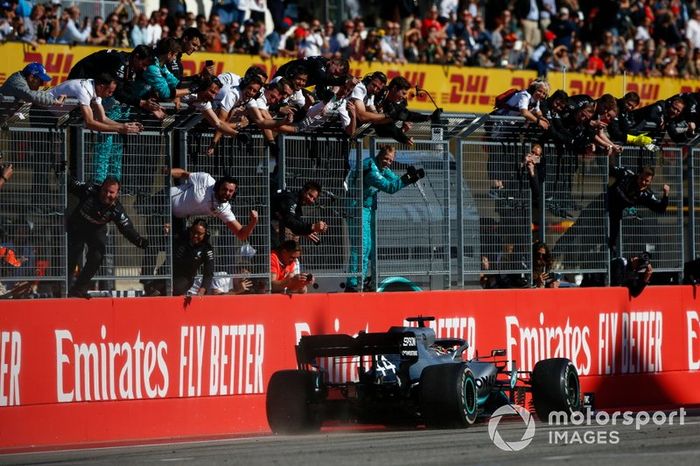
[1, 286, 700, 451]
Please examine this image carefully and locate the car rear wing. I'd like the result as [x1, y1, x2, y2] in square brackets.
[296, 332, 418, 364]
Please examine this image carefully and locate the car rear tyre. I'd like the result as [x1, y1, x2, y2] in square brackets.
[531, 358, 581, 421]
[420, 363, 478, 428]
[266, 370, 321, 434]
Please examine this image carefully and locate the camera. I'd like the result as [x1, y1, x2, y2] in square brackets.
[636, 252, 651, 273]
[544, 272, 561, 285]
[306, 273, 313, 282]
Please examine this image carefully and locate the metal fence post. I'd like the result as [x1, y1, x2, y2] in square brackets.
[456, 140, 465, 289]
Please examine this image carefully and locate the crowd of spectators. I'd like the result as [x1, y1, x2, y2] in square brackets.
[5, 1, 700, 78]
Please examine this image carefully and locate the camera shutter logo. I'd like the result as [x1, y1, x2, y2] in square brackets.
[488, 404, 536, 451]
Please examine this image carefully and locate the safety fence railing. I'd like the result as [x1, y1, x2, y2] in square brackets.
[281, 134, 363, 292]
[178, 121, 272, 294]
[692, 149, 700, 268]
[0, 105, 692, 297]
[619, 147, 684, 278]
[373, 138, 452, 291]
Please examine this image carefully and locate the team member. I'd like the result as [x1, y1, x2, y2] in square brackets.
[170, 168, 258, 240]
[48, 74, 144, 134]
[271, 181, 328, 248]
[172, 219, 215, 296]
[0, 63, 63, 106]
[345, 145, 425, 292]
[607, 165, 670, 254]
[67, 177, 148, 297]
[68, 45, 163, 118]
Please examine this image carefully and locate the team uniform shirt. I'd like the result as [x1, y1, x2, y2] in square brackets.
[179, 93, 214, 111]
[49, 79, 101, 106]
[247, 91, 269, 111]
[170, 172, 236, 223]
[68, 49, 142, 107]
[350, 81, 375, 108]
[213, 85, 245, 114]
[217, 72, 242, 90]
[270, 76, 306, 109]
[494, 89, 539, 116]
[301, 95, 351, 130]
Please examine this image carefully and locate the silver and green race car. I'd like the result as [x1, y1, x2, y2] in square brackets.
[267, 316, 581, 433]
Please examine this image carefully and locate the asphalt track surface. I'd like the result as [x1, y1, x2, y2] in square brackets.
[3, 412, 700, 466]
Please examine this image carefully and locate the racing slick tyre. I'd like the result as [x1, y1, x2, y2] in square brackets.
[266, 370, 321, 434]
[420, 363, 478, 428]
[531, 358, 581, 421]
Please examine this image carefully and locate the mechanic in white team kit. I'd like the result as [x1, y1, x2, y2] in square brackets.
[48, 73, 143, 134]
[169, 169, 258, 240]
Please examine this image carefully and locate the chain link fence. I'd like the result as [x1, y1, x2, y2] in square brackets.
[180, 125, 271, 294]
[0, 102, 694, 296]
[0, 103, 69, 298]
[373, 138, 452, 291]
[281, 134, 363, 292]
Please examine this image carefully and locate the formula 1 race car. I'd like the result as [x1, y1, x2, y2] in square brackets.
[266, 316, 581, 433]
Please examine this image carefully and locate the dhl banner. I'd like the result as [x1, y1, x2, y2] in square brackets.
[1, 286, 699, 451]
[1, 42, 697, 113]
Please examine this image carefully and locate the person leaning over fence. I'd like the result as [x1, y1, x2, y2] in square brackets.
[349, 71, 389, 125]
[47, 73, 144, 134]
[183, 76, 249, 138]
[492, 79, 550, 130]
[171, 218, 215, 296]
[271, 64, 315, 122]
[66, 176, 148, 298]
[246, 78, 297, 142]
[205, 72, 264, 155]
[345, 145, 425, 292]
[0, 63, 64, 106]
[273, 56, 350, 102]
[373, 76, 435, 146]
[166, 27, 207, 86]
[169, 168, 258, 240]
[271, 180, 328, 249]
[607, 165, 670, 256]
[270, 239, 313, 294]
[134, 37, 195, 103]
[68, 45, 165, 119]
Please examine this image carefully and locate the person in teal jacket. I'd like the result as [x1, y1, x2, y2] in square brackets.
[346, 145, 425, 291]
[135, 38, 193, 101]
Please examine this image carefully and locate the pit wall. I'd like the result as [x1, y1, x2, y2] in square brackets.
[1, 286, 699, 451]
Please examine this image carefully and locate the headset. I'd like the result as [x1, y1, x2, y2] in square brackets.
[189, 218, 211, 241]
[361, 71, 387, 86]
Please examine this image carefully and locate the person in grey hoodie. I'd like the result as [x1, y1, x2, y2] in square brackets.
[0, 63, 64, 106]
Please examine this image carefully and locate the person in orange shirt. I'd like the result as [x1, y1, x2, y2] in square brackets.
[270, 240, 314, 294]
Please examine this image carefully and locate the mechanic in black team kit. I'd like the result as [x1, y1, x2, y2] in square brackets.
[274, 56, 350, 101]
[270, 181, 328, 249]
[68, 45, 165, 119]
[67, 177, 148, 297]
[607, 165, 670, 255]
[171, 219, 215, 296]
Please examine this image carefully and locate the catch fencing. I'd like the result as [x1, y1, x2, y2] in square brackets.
[0, 103, 692, 297]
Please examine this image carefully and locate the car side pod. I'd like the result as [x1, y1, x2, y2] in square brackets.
[266, 370, 322, 434]
[530, 358, 581, 422]
[420, 363, 478, 428]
